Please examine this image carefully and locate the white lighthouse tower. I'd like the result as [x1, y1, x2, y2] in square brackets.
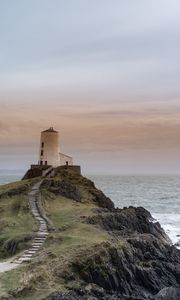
[38, 127, 73, 167]
[39, 127, 60, 167]
[22, 127, 79, 180]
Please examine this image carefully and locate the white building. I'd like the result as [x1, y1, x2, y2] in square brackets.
[38, 127, 73, 167]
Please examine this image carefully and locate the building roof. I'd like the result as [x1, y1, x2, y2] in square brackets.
[42, 127, 58, 133]
[60, 153, 72, 159]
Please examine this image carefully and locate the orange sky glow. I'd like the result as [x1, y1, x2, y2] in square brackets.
[1, 1, 180, 173]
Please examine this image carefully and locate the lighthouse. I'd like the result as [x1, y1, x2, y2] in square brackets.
[22, 127, 81, 180]
[38, 127, 73, 167]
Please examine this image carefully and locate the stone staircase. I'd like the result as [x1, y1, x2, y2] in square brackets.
[12, 180, 48, 264]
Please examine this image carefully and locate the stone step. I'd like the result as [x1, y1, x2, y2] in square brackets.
[13, 260, 22, 264]
[32, 240, 44, 244]
[37, 233, 48, 237]
[25, 250, 37, 254]
[24, 248, 37, 252]
[31, 247, 40, 250]
[21, 254, 33, 258]
[18, 257, 31, 262]
[32, 241, 44, 245]
[32, 243, 43, 246]
[34, 240, 45, 243]
[23, 252, 36, 255]
[10, 180, 49, 264]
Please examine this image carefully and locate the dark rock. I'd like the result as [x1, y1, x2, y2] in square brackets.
[22, 166, 50, 180]
[44, 290, 125, 300]
[42, 172, 114, 210]
[86, 206, 168, 242]
[47, 179, 82, 202]
[5, 169, 180, 300]
[44, 291, 98, 300]
[66, 239, 180, 299]
[0, 235, 32, 258]
[154, 287, 180, 299]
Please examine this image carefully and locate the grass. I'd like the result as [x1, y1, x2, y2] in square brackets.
[0, 195, 37, 238]
[0, 267, 53, 300]
[0, 179, 39, 259]
[0, 266, 25, 297]
[0, 175, 110, 299]
[42, 191, 109, 256]
[0, 178, 36, 197]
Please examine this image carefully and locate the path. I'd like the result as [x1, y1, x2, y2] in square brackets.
[0, 179, 48, 272]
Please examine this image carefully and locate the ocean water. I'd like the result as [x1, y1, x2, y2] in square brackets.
[0, 170, 179, 246]
[89, 175, 180, 247]
[0, 170, 24, 185]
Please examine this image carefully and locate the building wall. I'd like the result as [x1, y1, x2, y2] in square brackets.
[60, 153, 73, 166]
[39, 130, 60, 167]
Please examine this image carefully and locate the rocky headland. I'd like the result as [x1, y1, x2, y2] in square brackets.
[0, 168, 180, 300]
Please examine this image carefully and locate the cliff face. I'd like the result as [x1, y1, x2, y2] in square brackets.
[45, 208, 180, 300]
[0, 169, 180, 300]
[41, 169, 180, 300]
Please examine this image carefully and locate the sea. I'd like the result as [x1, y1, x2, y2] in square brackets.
[0, 170, 179, 247]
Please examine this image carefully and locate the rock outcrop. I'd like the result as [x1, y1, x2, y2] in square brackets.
[1, 169, 180, 300]
[43, 208, 180, 299]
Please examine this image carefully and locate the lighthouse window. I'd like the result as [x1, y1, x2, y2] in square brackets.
[41, 150, 43, 156]
[41, 142, 44, 148]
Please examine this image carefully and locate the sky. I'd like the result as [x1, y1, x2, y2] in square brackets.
[1, 0, 180, 174]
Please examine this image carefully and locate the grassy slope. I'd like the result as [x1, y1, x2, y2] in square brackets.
[0, 174, 110, 299]
[0, 179, 38, 260]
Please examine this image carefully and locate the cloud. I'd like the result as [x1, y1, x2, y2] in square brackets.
[1, 1, 180, 172]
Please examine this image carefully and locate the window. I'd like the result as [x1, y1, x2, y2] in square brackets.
[41, 150, 43, 156]
[40, 160, 43, 165]
[41, 142, 44, 148]
[66, 161, 69, 166]
[45, 161, 48, 165]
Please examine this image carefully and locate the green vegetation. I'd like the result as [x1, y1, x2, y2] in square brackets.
[0, 179, 38, 259]
[43, 191, 109, 257]
[0, 178, 36, 198]
[0, 266, 25, 298]
[0, 172, 111, 299]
